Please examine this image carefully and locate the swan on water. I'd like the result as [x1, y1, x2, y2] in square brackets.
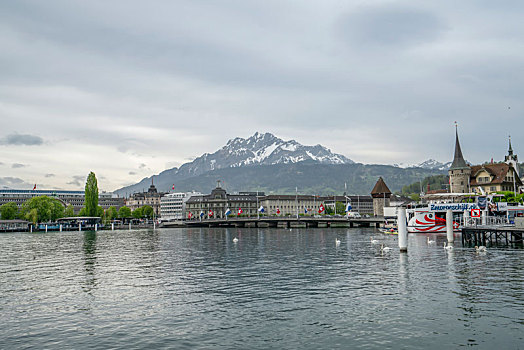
[443, 242, 453, 250]
[380, 244, 392, 252]
[475, 245, 487, 252]
[370, 237, 379, 244]
[427, 237, 435, 245]
[233, 237, 238, 243]
[335, 238, 341, 246]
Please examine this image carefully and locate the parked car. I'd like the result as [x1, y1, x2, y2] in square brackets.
[347, 212, 362, 218]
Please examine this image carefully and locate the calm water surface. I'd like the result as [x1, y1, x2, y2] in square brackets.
[1, 228, 523, 349]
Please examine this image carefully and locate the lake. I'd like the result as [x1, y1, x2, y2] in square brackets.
[1, 227, 523, 349]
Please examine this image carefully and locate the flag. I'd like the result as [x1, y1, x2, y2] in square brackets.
[188, 212, 193, 219]
[209, 210, 214, 217]
[225, 208, 231, 216]
[345, 203, 352, 212]
[172, 184, 175, 190]
[304, 208, 308, 214]
[318, 203, 325, 213]
[258, 205, 264, 213]
[276, 208, 280, 214]
[33, 184, 36, 190]
[200, 211, 204, 218]
[238, 208, 243, 215]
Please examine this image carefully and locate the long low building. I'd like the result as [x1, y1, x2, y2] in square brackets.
[184, 184, 374, 219]
[0, 189, 125, 214]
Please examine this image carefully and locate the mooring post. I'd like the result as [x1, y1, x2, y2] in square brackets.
[59, 224, 62, 232]
[481, 210, 487, 225]
[463, 209, 470, 228]
[446, 209, 454, 245]
[398, 207, 408, 252]
[95, 224, 98, 232]
[129, 222, 131, 230]
[79, 223, 82, 232]
[112, 222, 114, 231]
[30, 225, 32, 233]
[45, 224, 48, 233]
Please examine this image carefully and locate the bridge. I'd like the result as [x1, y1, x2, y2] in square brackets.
[161, 216, 385, 229]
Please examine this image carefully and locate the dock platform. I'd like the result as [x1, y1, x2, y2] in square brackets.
[462, 226, 524, 248]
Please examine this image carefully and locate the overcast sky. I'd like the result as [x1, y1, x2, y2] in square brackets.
[1, 0, 523, 192]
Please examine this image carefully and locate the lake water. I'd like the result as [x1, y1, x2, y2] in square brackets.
[1, 228, 523, 349]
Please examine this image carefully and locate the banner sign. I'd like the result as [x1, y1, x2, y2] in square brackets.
[497, 202, 508, 211]
[477, 196, 487, 210]
[428, 203, 479, 211]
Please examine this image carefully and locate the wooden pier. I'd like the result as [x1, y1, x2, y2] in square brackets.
[462, 226, 524, 248]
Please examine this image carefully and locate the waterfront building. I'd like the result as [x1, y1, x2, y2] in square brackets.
[160, 191, 202, 220]
[185, 183, 374, 219]
[0, 189, 124, 214]
[126, 178, 165, 217]
[448, 129, 522, 195]
[185, 183, 258, 219]
[371, 177, 391, 216]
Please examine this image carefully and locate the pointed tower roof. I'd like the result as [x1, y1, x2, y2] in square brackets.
[508, 135, 514, 156]
[450, 125, 469, 170]
[371, 177, 392, 198]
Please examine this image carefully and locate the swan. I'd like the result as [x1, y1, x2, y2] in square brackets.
[443, 242, 453, 250]
[233, 237, 238, 243]
[427, 237, 435, 245]
[475, 245, 487, 253]
[335, 238, 341, 246]
[380, 244, 392, 252]
[370, 237, 379, 244]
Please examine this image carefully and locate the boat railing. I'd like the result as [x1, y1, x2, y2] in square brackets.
[462, 216, 511, 227]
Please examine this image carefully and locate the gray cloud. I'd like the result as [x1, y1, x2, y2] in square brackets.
[45, 173, 55, 178]
[0, 133, 44, 146]
[339, 5, 445, 48]
[11, 163, 27, 168]
[0, 176, 32, 188]
[67, 175, 85, 187]
[129, 171, 137, 175]
[139, 163, 147, 169]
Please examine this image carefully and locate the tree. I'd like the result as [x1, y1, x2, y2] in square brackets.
[0, 202, 18, 220]
[84, 172, 99, 217]
[64, 204, 75, 217]
[132, 207, 144, 219]
[106, 206, 118, 221]
[78, 207, 87, 216]
[21, 196, 64, 223]
[142, 205, 154, 218]
[118, 206, 132, 218]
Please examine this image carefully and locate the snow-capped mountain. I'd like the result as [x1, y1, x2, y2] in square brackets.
[115, 132, 354, 195]
[393, 159, 451, 171]
[176, 132, 353, 177]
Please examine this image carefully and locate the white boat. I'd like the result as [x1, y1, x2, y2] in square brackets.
[407, 202, 477, 233]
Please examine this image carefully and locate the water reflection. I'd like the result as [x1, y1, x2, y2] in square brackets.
[82, 231, 97, 294]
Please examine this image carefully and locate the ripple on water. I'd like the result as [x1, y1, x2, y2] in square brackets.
[1, 228, 523, 349]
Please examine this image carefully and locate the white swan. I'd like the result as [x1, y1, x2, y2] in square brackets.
[475, 245, 487, 253]
[233, 237, 238, 243]
[380, 244, 392, 252]
[335, 238, 341, 246]
[443, 242, 453, 250]
[370, 237, 379, 244]
[427, 237, 435, 245]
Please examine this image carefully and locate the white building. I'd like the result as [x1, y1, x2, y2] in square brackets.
[160, 192, 202, 220]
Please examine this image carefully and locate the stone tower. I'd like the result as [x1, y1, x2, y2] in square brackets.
[371, 177, 391, 216]
[448, 126, 471, 193]
[504, 136, 519, 177]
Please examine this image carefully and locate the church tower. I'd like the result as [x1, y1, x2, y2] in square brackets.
[448, 125, 471, 193]
[504, 136, 519, 177]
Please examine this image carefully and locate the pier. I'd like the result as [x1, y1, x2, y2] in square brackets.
[462, 227, 524, 248]
[162, 216, 384, 228]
